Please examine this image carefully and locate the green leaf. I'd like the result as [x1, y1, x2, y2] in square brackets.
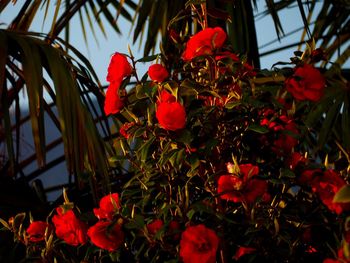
[318, 96, 342, 148]
[138, 136, 156, 163]
[280, 168, 295, 178]
[333, 185, 350, 203]
[186, 209, 195, 221]
[12, 33, 46, 167]
[169, 148, 185, 169]
[225, 101, 241, 109]
[177, 129, 193, 144]
[136, 54, 159, 62]
[13, 213, 26, 231]
[248, 124, 269, 134]
[0, 218, 10, 230]
[109, 250, 121, 262]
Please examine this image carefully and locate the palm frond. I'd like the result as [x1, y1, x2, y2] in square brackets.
[0, 30, 111, 193]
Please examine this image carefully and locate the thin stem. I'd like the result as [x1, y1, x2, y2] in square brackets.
[201, 3, 208, 29]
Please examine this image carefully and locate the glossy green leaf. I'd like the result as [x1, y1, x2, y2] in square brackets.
[248, 124, 269, 134]
[333, 185, 350, 203]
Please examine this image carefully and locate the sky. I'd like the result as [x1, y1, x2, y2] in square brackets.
[1, 1, 348, 201]
[2, 1, 340, 85]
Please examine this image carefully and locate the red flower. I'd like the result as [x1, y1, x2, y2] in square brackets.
[93, 193, 121, 220]
[52, 208, 88, 246]
[158, 90, 176, 103]
[182, 27, 227, 61]
[104, 53, 132, 116]
[106, 53, 132, 83]
[286, 64, 325, 102]
[156, 91, 186, 131]
[311, 170, 350, 214]
[180, 224, 219, 263]
[233, 246, 256, 260]
[298, 169, 322, 185]
[104, 81, 124, 116]
[218, 164, 267, 204]
[287, 152, 306, 170]
[273, 116, 299, 155]
[147, 219, 164, 235]
[87, 221, 124, 252]
[26, 221, 51, 242]
[148, 64, 169, 83]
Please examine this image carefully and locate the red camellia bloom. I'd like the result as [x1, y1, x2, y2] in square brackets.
[158, 90, 176, 103]
[156, 91, 186, 131]
[147, 219, 164, 235]
[26, 221, 51, 242]
[298, 169, 322, 185]
[106, 53, 132, 83]
[287, 152, 306, 170]
[180, 224, 219, 263]
[182, 27, 227, 61]
[286, 64, 325, 101]
[273, 116, 299, 155]
[148, 64, 169, 83]
[311, 170, 350, 215]
[93, 193, 121, 220]
[217, 164, 267, 204]
[87, 221, 124, 252]
[156, 102, 186, 131]
[104, 81, 124, 115]
[104, 53, 133, 116]
[52, 208, 88, 246]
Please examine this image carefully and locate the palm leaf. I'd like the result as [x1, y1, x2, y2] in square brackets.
[0, 30, 111, 192]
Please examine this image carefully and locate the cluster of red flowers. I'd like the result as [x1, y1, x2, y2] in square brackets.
[25, 194, 226, 263]
[26, 194, 124, 252]
[13, 22, 346, 263]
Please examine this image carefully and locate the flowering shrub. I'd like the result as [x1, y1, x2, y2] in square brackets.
[1, 4, 350, 263]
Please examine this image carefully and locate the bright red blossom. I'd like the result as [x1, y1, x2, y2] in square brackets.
[218, 164, 267, 204]
[93, 193, 121, 220]
[180, 224, 219, 263]
[26, 221, 51, 242]
[147, 219, 164, 235]
[87, 221, 124, 252]
[52, 208, 88, 246]
[156, 102, 186, 131]
[156, 91, 186, 131]
[104, 53, 133, 116]
[311, 170, 350, 214]
[158, 90, 176, 103]
[286, 64, 325, 101]
[182, 27, 227, 61]
[106, 53, 132, 83]
[287, 152, 306, 170]
[148, 64, 169, 82]
[104, 81, 124, 115]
